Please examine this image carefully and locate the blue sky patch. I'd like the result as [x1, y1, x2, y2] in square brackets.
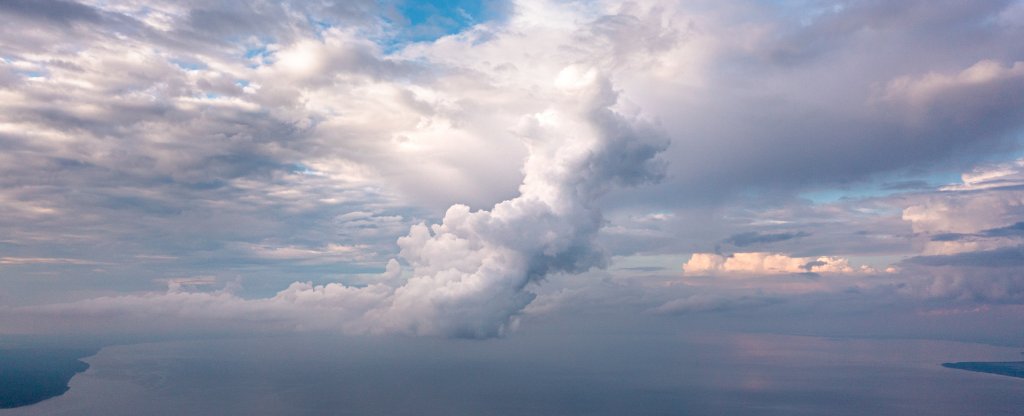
[17, 69, 47, 78]
[243, 43, 274, 68]
[384, 0, 507, 46]
[171, 59, 207, 71]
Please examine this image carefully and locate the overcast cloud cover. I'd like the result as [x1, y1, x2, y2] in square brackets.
[1, 0, 1024, 343]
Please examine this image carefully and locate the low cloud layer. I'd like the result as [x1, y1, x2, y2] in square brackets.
[670, 158, 1024, 316]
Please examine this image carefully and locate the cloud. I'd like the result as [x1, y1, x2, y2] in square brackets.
[360, 71, 665, 337]
[882, 60, 1024, 111]
[896, 264, 1024, 304]
[164, 276, 221, 294]
[3, 67, 667, 338]
[653, 294, 782, 315]
[232, 242, 372, 264]
[904, 246, 1024, 268]
[2, 0, 1024, 344]
[901, 158, 1024, 258]
[669, 158, 1024, 303]
[682, 252, 879, 276]
[607, 0, 1024, 208]
[940, 159, 1024, 192]
[921, 222, 1024, 255]
[0, 257, 104, 266]
[722, 231, 810, 247]
[981, 221, 1024, 237]
[903, 161, 1024, 235]
[0, 0, 102, 25]
[920, 236, 1021, 256]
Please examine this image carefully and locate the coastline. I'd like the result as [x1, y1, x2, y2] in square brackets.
[942, 361, 1024, 380]
[0, 347, 98, 409]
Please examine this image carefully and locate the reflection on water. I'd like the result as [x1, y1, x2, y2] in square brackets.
[2, 325, 1022, 415]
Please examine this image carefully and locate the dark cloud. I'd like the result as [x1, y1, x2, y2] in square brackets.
[982, 221, 1024, 237]
[928, 222, 1024, 241]
[929, 233, 967, 242]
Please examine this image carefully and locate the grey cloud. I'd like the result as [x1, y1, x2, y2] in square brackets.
[929, 222, 1024, 241]
[0, 0, 534, 312]
[0, 0, 164, 58]
[1, 70, 668, 338]
[894, 264, 1024, 304]
[608, 191, 916, 259]
[765, 1, 1017, 65]
[801, 260, 827, 272]
[183, 4, 287, 39]
[0, 66, 20, 87]
[653, 294, 782, 315]
[881, 180, 931, 191]
[619, 0, 1024, 209]
[982, 221, 1024, 237]
[903, 246, 1024, 268]
[930, 233, 968, 242]
[0, 0, 102, 24]
[576, 6, 680, 68]
[722, 231, 810, 247]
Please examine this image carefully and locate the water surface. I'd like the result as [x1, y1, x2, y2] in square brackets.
[2, 321, 1021, 415]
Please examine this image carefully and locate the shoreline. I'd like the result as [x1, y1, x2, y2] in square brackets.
[0, 347, 99, 409]
[942, 361, 1024, 380]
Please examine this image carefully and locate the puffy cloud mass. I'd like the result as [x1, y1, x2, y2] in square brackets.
[4, 67, 666, 338]
[362, 68, 666, 337]
[902, 159, 1024, 257]
[682, 252, 878, 276]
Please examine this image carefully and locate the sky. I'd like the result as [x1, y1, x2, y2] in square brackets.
[1, 0, 1024, 345]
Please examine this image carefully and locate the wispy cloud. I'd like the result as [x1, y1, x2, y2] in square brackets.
[0, 257, 105, 266]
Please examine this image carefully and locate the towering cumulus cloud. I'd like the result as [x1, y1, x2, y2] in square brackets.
[366, 66, 667, 337]
[10, 67, 666, 339]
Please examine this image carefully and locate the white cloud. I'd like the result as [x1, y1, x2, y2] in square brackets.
[883, 60, 1024, 107]
[3, 66, 666, 338]
[920, 237, 1020, 256]
[682, 252, 877, 276]
[942, 159, 1024, 191]
[903, 159, 1024, 234]
[234, 242, 371, 263]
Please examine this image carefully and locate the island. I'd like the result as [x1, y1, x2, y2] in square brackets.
[942, 361, 1024, 380]
[0, 347, 98, 408]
